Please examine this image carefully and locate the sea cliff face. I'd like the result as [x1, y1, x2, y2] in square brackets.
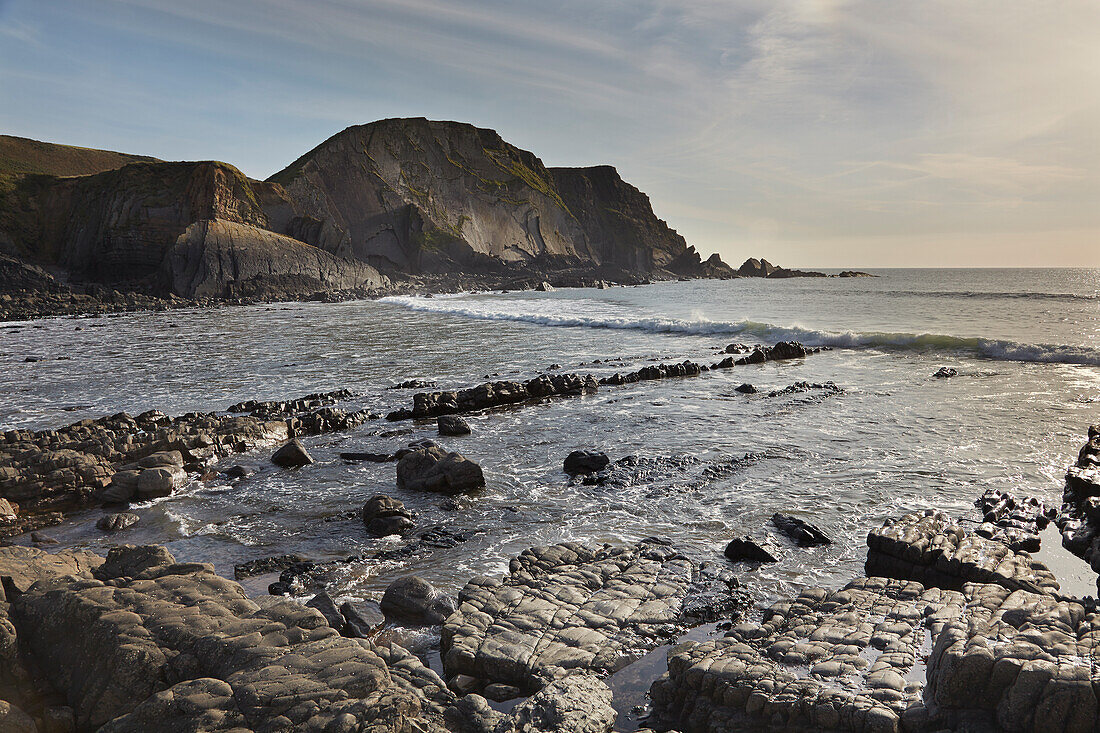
[0, 118, 734, 316]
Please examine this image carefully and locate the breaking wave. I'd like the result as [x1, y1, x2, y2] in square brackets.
[380, 295, 1100, 366]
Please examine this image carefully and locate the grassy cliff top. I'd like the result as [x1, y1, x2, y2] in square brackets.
[0, 135, 159, 178]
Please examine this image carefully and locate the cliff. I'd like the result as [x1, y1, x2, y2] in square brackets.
[269, 118, 730, 278]
[0, 160, 386, 298]
[0, 119, 733, 312]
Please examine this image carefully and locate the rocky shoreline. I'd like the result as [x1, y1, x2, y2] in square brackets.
[0, 347, 1097, 732]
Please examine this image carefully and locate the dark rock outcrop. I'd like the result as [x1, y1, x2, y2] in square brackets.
[723, 536, 778, 563]
[396, 446, 485, 494]
[270, 439, 313, 468]
[438, 415, 471, 436]
[771, 512, 832, 547]
[563, 450, 610, 476]
[380, 576, 458, 626]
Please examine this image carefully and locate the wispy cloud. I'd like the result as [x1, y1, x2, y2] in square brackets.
[1, 0, 1097, 265]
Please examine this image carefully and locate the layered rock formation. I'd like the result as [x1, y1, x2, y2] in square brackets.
[650, 511, 1097, 733]
[269, 118, 732, 279]
[1, 120, 738, 316]
[1, 158, 387, 300]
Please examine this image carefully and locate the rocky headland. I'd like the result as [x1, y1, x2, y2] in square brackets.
[1, 125, 878, 322]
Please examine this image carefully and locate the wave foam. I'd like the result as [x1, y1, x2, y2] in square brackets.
[379, 295, 1100, 366]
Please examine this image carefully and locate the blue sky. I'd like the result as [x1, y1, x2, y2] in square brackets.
[2, 0, 1098, 266]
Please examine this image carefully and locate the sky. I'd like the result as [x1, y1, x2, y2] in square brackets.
[1, 0, 1098, 267]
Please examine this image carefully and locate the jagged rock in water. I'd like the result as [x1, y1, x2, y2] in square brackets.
[1058, 425, 1100, 581]
[438, 414, 472, 436]
[771, 512, 832, 547]
[723, 536, 778, 563]
[933, 367, 958, 378]
[734, 383, 756, 394]
[766, 381, 841, 399]
[95, 512, 139, 532]
[440, 539, 749, 695]
[270, 438, 313, 468]
[396, 446, 485, 494]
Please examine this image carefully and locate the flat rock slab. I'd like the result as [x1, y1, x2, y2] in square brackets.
[653, 515, 1100, 733]
[866, 510, 1059, 595]
[10, 544, 455, 732]
[441, 540, 746, 696]
[651, 576, 966, 732]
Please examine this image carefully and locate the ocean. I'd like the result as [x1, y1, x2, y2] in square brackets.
[2, 267, 1098, 613]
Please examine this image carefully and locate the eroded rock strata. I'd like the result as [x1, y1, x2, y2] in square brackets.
[650, 511, 1097, 733]
[1060, 425, 1100, 588]
[441, 540, 748, 699]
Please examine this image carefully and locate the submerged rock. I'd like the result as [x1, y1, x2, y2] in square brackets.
[270, 438, 313, 467]
[734, 383, 756, 394]
[396, 446, 485, 494]
[933, 367, 958, 378]
[95, 512, 139, 532]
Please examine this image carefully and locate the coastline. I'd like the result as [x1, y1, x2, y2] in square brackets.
[1, 331, 1097, 731]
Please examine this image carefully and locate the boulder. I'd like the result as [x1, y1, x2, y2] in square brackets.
[933, 367, 958, 378]
[135, 466, 186, 499]
[509, 675, 616, 733]
[396, 447, 485, 494]
[99, 470, 140, 503]
[96, 512, 140, 532]
[380, 576, 458, 625]
[362, 494, 415, 536]
[271, 439, 313, 468]
[535, 281, 554, 292]
[305, 591, 346, 632]
[723, 536, 777, 563]
[438, 414, 472, 436]
[563, 450, 609, 476]
[771, 512, 832, 547]
[734, 383, 756, 394]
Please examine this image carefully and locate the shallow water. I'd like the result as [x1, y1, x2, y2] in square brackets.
[2, 269, 1098, 714]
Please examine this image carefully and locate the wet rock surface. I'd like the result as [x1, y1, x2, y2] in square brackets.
[651, 511, 1100, 733]
[396, 446, 486, 494]
[441, 539, 750, 697]
[0, 389, 375, 537]
[1059, 425, 1100, 586]
[8, 544, 456, 732]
